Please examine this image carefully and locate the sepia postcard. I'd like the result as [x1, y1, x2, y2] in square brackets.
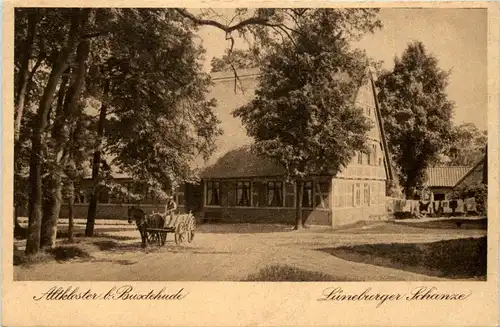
[2, 1, 499, 326]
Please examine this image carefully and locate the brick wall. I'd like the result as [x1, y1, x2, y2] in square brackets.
[202, 207, 331, 226]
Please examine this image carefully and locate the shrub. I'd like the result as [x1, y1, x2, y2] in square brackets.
[245, 265, 342, 281]
[452, 183, 487, 216]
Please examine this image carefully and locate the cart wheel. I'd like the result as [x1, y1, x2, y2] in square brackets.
[188, 230, 195, 243]
[175, 223, 188, 245]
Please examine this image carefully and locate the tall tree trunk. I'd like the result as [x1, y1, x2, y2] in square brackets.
[14, 10, 41, 238]
[41, 183, 55, 247]
[25, 9, 89, 255]
[40, 73, 69, 248]
[42, 38, 91, 248]
[15, 9, 39, 142]
[294, 180, 304, 230]
[86, 79, 110, 237]
[67, 181, 75, 243]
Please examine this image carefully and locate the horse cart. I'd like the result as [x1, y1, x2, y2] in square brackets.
[127, 207, 196, 247]
[146, 212, 196, 246]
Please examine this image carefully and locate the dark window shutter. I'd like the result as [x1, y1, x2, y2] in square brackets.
[227, 181, 237, 207]
[258, 182, 267, 207]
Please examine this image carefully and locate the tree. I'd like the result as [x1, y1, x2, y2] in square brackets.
[442, 123, 487, 166]
[233, 9, 380, 229]
[375, 41, 454, 198]
[17, 8, 223, 251]
[82, 9, 221, 236]
[211, 48, 260, 72]
[25, 9, 91, 254]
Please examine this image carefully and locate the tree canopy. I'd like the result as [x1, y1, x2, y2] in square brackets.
[233, 8, 380, 228]
[211, 48, 260, 72]
[441, 123, 487, 166]
[375, 41, 455, 198]
[15, 8, 223, 252]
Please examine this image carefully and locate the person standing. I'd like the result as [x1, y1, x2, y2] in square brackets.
[164, 195, 177, 224]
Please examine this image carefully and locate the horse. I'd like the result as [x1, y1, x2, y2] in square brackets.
[127, 206, 166, 248]
[146, 211, 166, 245]
[127, 206, 148, 248]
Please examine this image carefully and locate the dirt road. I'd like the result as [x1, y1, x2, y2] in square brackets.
[14, 222, 486, 281]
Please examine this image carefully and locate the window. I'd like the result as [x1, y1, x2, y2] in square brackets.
[206, 181, 220, 206]
[285, 182, 295, 208]
[236, 181, 251, 206]
[354, 183, 361, 207]
[267, 181, 283, 207]
[372, 144, 377, 166]
[175, 190, 185, 207]
[98, 190, 109, 203]
[315, 181, 330, 209]
[252, 181, 260, 207]
[367, 149, 371, 165]
[364, 184, 370, 206]
[302, 181, 313, 208]
[357, 151, 363, 165]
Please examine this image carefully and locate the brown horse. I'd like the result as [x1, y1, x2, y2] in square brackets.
[128, 206, 148, 248]
[127, 206, 166, 248]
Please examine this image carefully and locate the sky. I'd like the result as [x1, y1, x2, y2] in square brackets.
[195, 8, 487, 131]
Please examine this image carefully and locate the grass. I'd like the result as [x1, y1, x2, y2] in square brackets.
[323, 236, 487, 279]
[14, 245, 93, 266]
[245, 265, 343, 281]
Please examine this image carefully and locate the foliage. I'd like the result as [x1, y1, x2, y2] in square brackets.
[98, 9, 222, 198]
[15, 8, 224, 252]
[211, 48, 261, 72]
[376, 41, 455, 198]
[234, 9, 380, 180]
[441, 123, 487, 166]
[245, 265, 342, 281]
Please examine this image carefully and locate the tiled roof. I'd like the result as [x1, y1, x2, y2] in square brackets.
[424, 166, 472, 188]
[201, 146, 286, 179]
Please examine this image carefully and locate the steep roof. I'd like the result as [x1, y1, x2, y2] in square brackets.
[454, 156, 487, 188]
[200, 146, 285, 178]
[424, 166, 472, 188]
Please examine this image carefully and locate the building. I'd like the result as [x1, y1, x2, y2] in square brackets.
[57, 67, 394, 227]
[423, 155, 487, 201]
[423, 166, 472, 201]
[198, 68, 394, 227]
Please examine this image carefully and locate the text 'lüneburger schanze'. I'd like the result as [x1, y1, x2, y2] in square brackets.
[318, 286, 472, 307]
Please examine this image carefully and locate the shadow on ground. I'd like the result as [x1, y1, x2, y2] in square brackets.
[394, 218, 487, 230]
[319, 236, 487, 280]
